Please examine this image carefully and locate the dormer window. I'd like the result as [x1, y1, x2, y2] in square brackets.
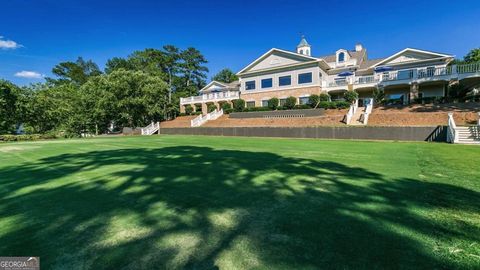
[338, 52, 345, 62]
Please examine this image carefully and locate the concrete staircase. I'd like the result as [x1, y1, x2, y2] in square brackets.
[455, 126, 480, 144]
[349, 107, 365, 126]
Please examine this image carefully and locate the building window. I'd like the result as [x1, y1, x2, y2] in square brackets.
[246, 101, 255, 108]
[299, 96, 309, 105]
[261, 78, 273, 88]
[298, 72, 312, 84]
[245, 81, 255, 90]
[338, 52, 345, 62]
[398, 69, 413, 80]
[261, 100, 269, 107]
[279, 98, 287, 106]
[299, 49, 303, 55]
[279, 75, 291, 86]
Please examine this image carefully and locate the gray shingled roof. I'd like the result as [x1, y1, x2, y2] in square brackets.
[359, 58, 385, 69]
[318, 48, 367, 67]
[225, 80, 240, 89]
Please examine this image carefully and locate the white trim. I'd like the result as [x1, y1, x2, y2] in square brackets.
[200, 81, 229, 92]
[241, 84, 320, 94]
[372, 48, 453, 68]
[237, 48, 320, 75]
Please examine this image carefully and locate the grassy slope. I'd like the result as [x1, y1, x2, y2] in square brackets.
[0, 136, 479, 269]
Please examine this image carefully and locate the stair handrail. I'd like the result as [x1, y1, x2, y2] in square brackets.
[345, 99, 358, 124]
[191, 114, 205, 127]
[141, 121, 160, 135]
[362, 99, 374, 124]
[190, 109, 223, 127]
[141, 122, 154, 135]
[476, 112, 480, 139]
[447, 112, 458, 143]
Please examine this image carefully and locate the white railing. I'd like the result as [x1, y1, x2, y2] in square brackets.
[190, 109, 223, 127]
[447, 113, 458, 143]
[323, 62, 480, 89]
[457, 62, 480, 74]
[141, 122, 160, 135]
[345, 99, 358, 124]
[417, 66, 451, 78]
[362, 99, 374, 125]
[180, 91, 239, 105]
[355, 75, 378, 85]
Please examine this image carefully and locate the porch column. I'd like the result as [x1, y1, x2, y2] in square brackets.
[409, 83, 419, 103]
[214, 102, 220, 110]
[201, 103, 208, 115]
[180, 104, 186, 114]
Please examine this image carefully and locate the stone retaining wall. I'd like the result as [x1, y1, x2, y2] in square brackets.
[160, 126, 447, 142]
[229, 108, 325, 119]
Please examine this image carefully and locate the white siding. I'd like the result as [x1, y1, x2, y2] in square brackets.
[240, 66, 321, 93]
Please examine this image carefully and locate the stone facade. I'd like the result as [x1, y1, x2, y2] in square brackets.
[240, 86, 322, 107]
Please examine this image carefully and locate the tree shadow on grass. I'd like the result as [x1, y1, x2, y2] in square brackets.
[0, 146, 479, 269]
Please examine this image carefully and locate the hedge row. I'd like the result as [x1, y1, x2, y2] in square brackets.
[0, 134, 58, 142]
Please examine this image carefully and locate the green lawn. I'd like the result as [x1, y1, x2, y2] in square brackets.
[0, 136, 479, 269]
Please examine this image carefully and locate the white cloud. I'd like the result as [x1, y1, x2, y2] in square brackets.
[0, 36, 22, 49]
[14, 71, 44, 79]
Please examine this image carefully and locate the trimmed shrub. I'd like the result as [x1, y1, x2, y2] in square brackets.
[232, 99, 245, 112]
[0, 134, 57, 142]
[344, 91, 359, 103]
[185, 104, 194, 115]
[284, 96, 297, 109]
[308, 94, 320, 108]
[178, 113, 187, 117]
[294, 104, 311, 110]
[319, 93, 330, 102]
[318, 101, 330, 109]
[249, 106, 271, 112]
[334, 101, 351, 109]
[207, 103, 217, 113]
[267, 98, 279, 110]
[224, 108, 234, 114]
[221, 102, 232, 110]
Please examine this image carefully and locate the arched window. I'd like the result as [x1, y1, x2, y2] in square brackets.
[299, 49, 304, 55]
[338, 52, 345, 62]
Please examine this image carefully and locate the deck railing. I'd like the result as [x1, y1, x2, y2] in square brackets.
[457, 62, 480, 74]
[356, 75, 378, 84]
[180, 91, 239, 105]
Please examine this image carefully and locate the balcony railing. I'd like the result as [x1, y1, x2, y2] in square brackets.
[328, 80, 348, 87]
[180, 91, 239, 104]
[355, 75, 378, 84]
[457, 62, 480, 74]
[323, 63, 480, 89]
[417, 66, 452, 78]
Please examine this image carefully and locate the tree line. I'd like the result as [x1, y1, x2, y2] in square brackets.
[0, 45, 238, 136]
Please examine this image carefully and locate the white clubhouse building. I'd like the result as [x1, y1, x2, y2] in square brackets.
[180, 37, 480, 114]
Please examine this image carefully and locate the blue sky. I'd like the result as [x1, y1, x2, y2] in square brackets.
[1, 0, 479, 85]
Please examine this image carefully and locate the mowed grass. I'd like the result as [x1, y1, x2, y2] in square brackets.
[0, 135, 479, 269]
